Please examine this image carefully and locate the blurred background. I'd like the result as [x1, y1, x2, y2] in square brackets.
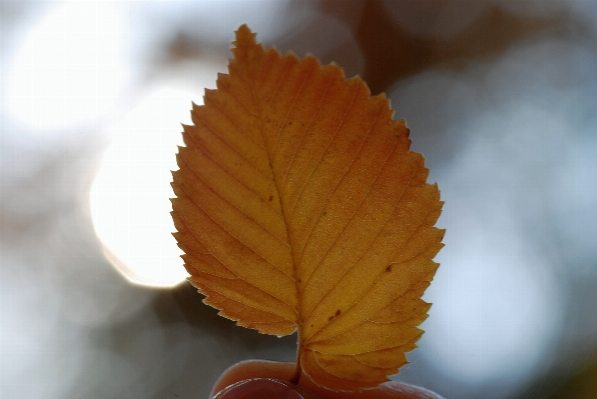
[1, 0, 596, 398]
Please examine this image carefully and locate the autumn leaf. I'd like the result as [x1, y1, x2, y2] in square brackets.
[171, 25, 444, 392]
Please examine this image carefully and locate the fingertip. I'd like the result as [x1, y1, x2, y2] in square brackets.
[209, 360, 445, 399]
[212, 379, 311, 399]
[210, 360, 296, 398]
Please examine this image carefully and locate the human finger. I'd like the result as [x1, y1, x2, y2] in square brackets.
[210, 360, 444, 399]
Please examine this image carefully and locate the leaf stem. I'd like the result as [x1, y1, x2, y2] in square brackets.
[290, 363, 302, 385]
[290, 334, 302, 385]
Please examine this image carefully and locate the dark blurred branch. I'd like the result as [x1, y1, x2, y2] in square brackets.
[321, 0, 568, 94]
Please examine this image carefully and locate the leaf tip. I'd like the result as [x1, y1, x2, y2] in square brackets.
[234, 24, 257, 48]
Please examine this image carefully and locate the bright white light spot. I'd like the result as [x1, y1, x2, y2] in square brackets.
[90, 63, 224, 287]
[425, 222, 562, 385]
[5, 2, 129, 129]
[422, 101, 566, 387]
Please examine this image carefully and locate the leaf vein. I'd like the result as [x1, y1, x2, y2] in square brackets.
[329, 205, 436, 332]
[289, 81, 360, 216]
[304, 151, 419, 329]
[179, 154, 289, 247]
[272, 63, 313, 155]
[176, 179, 296, 283]
[175, 212, 242, 278]
[296, 104, 383, 268]
[281, 72, 334, 188]
[205, 89, 264, 149]
[183, 126, 282, 217]
[193, 106, 271, 182]
[198, 273, 297, 321]
[301, 135, 398, 298]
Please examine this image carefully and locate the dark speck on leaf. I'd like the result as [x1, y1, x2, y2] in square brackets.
[329, 309, 341, 321]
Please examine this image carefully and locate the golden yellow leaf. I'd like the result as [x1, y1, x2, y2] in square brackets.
[171, 25, 444, 392]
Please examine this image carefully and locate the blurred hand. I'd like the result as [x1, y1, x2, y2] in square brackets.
[210, 360, 444, 399]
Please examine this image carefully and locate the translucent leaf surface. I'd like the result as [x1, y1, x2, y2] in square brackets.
[171, 25, 444, 392]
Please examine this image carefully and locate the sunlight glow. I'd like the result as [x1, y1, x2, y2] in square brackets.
[5, 2, 129, 129]
[89, 70, 222, 287]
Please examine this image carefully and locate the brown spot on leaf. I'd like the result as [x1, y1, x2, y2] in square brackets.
[329, 310, 342, 321]
[385, 264, 392, 272]
[269, 195, 274, 202]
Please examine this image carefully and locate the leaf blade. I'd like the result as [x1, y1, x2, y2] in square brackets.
[171, 24, 444, 391]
